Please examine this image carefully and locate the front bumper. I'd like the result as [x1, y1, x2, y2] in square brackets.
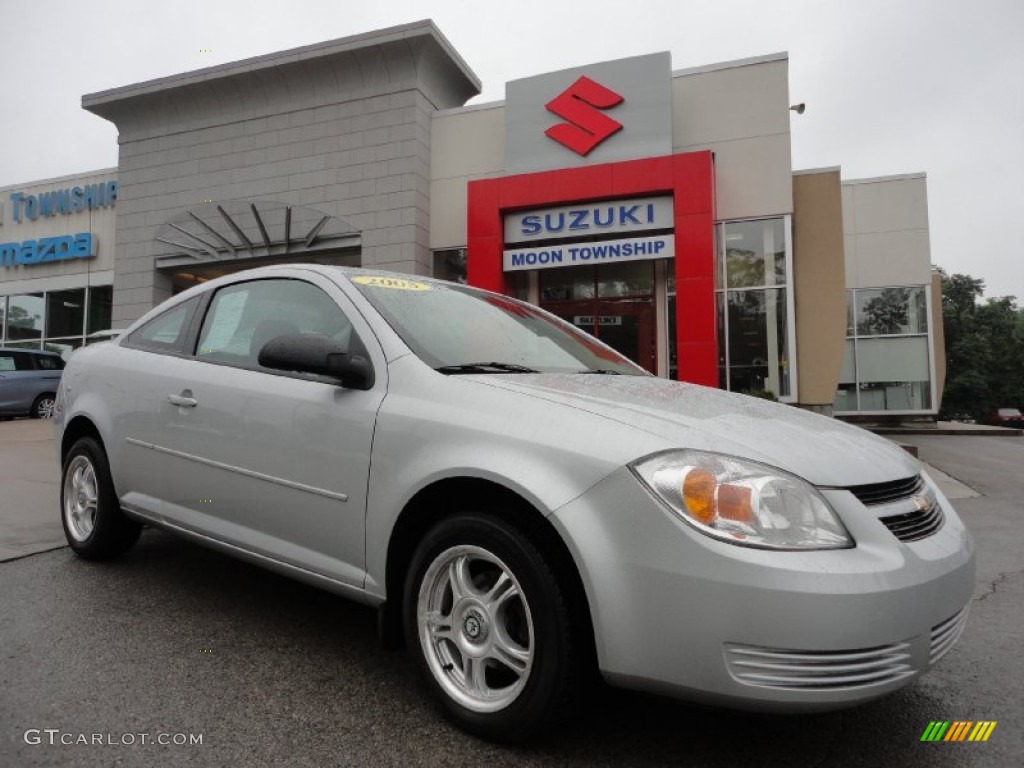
[550, 466, 975, 711]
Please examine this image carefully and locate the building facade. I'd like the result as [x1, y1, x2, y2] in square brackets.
[0, 169, 118, 357]
[0, 20, 943, 417]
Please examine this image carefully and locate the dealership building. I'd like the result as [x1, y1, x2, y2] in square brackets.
[0, 20, 943, 417]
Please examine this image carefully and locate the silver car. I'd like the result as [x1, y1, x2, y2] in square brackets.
[0, 347, 64, 418]
[55, 265, 975, 742]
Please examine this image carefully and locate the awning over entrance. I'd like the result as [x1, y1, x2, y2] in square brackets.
[152, 200, 360, 269]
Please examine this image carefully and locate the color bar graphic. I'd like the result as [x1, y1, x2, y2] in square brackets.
[920, 720, 996, 742]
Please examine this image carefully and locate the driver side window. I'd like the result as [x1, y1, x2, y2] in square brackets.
[196, 279, 355, 372]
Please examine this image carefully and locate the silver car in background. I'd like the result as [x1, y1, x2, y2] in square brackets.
[0, 347, 64, 419]
[55, 265, 975, 742]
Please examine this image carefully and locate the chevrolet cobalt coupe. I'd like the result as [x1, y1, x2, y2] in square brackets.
[56, 265, 974, 741]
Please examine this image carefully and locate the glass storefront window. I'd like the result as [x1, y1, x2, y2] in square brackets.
[854, 287, 928, 336]
[46, 289, 86, 338]
[857, 381, 931, 411]
[722, 288, 789, 396]
[714, 217, 793, 399]
[596, 261, 655, 297]
[721, 218, 786, 289]
[507, 272, 529, 301]
[837, 286, 933, 413]
[540, 266, 596, 300]
[2, 285, 113, 351]
[6, 293, 45, 341]
[88, 286, 114, 334]
[432, 249, 467, 284]
[539, 262, 657, 373]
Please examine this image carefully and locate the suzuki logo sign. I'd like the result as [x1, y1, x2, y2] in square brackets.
[504, 52, 670, 173]
[544, 76, 624, 156]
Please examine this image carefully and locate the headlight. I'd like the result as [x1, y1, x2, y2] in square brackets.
[631, 450, 853, 550]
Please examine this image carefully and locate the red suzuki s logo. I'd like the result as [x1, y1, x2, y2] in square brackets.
[544, 76, 624, 156]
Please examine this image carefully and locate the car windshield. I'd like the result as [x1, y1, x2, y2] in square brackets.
[348, 275, 646, 375]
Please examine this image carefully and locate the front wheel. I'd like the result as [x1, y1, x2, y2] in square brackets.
[404, 512, 580, 743]
[61, 437, 141, 559]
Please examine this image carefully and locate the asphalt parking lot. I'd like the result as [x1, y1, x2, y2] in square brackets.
[1, 419, 1021, 767]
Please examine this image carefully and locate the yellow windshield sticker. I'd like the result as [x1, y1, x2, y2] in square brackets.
[352, 276, 432, 291]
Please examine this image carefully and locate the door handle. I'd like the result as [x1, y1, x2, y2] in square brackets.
[167, 391, 198, 408]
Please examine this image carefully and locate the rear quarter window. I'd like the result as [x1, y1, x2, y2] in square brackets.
[124, 296, 202, 355]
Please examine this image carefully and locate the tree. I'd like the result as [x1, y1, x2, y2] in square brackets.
[940, 273, 1024, 420]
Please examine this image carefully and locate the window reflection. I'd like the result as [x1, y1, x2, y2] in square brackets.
[88, 286, 113, 334]
[715, 218, 791, 398]
[837, 286, 932, 412]
[46, 289, 86, 338]
[1, 286, 113, 350]
[855, 287, 927, 335]
[723, 289, 789, 395]
[7, 294, 44, 340]
[722, 219, 786, 289]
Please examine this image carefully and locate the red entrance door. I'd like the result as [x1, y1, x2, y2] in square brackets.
[542, 297, 656, 373]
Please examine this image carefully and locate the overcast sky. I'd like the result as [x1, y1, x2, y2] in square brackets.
[2, 0, 1022, 302]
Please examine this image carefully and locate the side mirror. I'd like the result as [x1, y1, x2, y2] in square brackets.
[258, 333, 374, 390]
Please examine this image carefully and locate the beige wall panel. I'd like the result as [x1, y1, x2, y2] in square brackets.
[687, 133, 792, 222]
[849, 229, 932, 287]
[843, 233, 858, 286]
[429, 177, 470, 249]
[842, 176, 931, 289]
[671, 59, 790, 146]
[844, 177, 929, 235]
[792, 170, 846, 407]
[430, 106, 505, 180]
[673, 58, 792, 220]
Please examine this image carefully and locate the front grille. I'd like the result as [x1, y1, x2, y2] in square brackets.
[847, 475, 924, 506]
[879, 501, 945, 542]
[930, 606, 969, 665]
[725, 642, 915, 691]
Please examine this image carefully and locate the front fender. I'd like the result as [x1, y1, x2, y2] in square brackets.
[362, 359, 669, 597]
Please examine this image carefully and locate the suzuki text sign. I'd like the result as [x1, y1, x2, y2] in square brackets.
[505, 52, 672, 173]
[505, 196, 673, 244]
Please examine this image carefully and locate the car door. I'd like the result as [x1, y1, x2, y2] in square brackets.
[112, 295, 206, 517]
[0, 351, 25, 413]
[153, 274, 384, 587]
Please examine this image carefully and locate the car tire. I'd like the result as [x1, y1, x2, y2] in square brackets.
[404, 512, 580, 743]
[31, 393, 57, 419]
[61, 437, 141, 560]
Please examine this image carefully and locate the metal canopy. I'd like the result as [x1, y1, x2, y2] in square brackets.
[152, 200, 360, 268]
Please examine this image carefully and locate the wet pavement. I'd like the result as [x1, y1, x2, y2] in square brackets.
[1, 422, 1021, 766]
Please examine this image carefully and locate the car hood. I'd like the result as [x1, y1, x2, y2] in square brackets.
[468, 374, 919, 487]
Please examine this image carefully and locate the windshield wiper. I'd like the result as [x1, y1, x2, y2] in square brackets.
[436, 362, 540, 375]
[578, 369, 624, 375]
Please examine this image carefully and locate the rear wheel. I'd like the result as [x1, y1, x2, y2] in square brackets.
[61, 437, 141, 559]
[404, 512, 580, 743]
[31, 393, 56, 419]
